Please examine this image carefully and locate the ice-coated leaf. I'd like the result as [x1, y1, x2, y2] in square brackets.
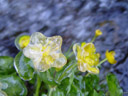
[0, 56, 15, 74]
[0, 74, 27, 96]
[14, 52, 34, 81]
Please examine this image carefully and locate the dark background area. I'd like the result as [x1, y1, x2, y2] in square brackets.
[0, 0, 128, 95]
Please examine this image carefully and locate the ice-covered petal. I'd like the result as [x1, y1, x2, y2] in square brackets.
[33, 59, 51, 72]
[83, 43, 96, 55]
[87, 65, 99, 74]
[47, 36, 62, 52]
[52, 53, 67, 68]
[73, 43, 81, 59]
[23, 44, 42, 60]
[30, 32, 47, 45]
[78, 62, 87, 72]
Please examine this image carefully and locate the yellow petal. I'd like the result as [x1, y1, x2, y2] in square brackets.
[78, 62, 87, 72]
[105, 50, 117, 64]
[87, 65, 99, 74]
[83, 43, 96, 55]
[81, 42, 86, 47]
[84, 56, 95, 66]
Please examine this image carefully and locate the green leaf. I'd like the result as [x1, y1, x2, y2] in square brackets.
[0, 56, 15, 74]
[93, 90, 99, 96]
[68, 82, 85, 96]
[0, 74, 27, 96]
[15, 35, 30, 50]
[52, 88, 65, 96]
[106, 73, 123, 96]
[58, 72, 74, 95]
[14, 52, 34, 81]
[83, 74, 100, 96]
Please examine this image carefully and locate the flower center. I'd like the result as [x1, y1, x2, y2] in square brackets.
[41, 46, 54, 65]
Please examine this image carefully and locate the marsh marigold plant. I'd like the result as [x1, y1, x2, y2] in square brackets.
[0, 29, 121, 96]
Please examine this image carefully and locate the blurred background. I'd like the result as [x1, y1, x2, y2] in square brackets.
[0, 0, 128, 95]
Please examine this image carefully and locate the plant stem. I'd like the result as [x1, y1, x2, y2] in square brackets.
[48, 86, 56, 96]
[90, 35, 97, 43]
[98, 58, 107, 66]
[34, 74, 41, 96]
[86, 73, 90, 77]
[48, 88, 53, 96]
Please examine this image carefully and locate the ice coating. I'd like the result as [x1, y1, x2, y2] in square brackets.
[23, 32, 67, 72]
[73, 42, 100, 74]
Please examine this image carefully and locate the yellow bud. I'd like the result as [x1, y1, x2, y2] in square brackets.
[105, 50, 117, 64]
[19, 36, 30, 49]
[95, 29, 102, 37]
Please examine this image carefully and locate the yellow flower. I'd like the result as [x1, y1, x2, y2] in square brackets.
[95, 29, 102, 37]
[19, 35, 30, 49]
[105, 50, 117, 64]
[23, 32, 67, 72]
[73, 42, 100, 74]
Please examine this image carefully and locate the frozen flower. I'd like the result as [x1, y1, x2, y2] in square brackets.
[23, 32, 67, 72]
[105, 50, 117, 64]
[73, 42, 100, 74]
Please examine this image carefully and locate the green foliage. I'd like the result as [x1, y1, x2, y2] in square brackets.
[52, 88, 65, 96]
[0, 51, 123, 96]
[0, 74, 27, 96]
[107, 73, 123, 96]
[14, 52, 34, 81]
[39, 70, 57, 86]
[0, 32, 123, 96]
[0, 56, 15, 74]
[54, 74, 106, 96]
